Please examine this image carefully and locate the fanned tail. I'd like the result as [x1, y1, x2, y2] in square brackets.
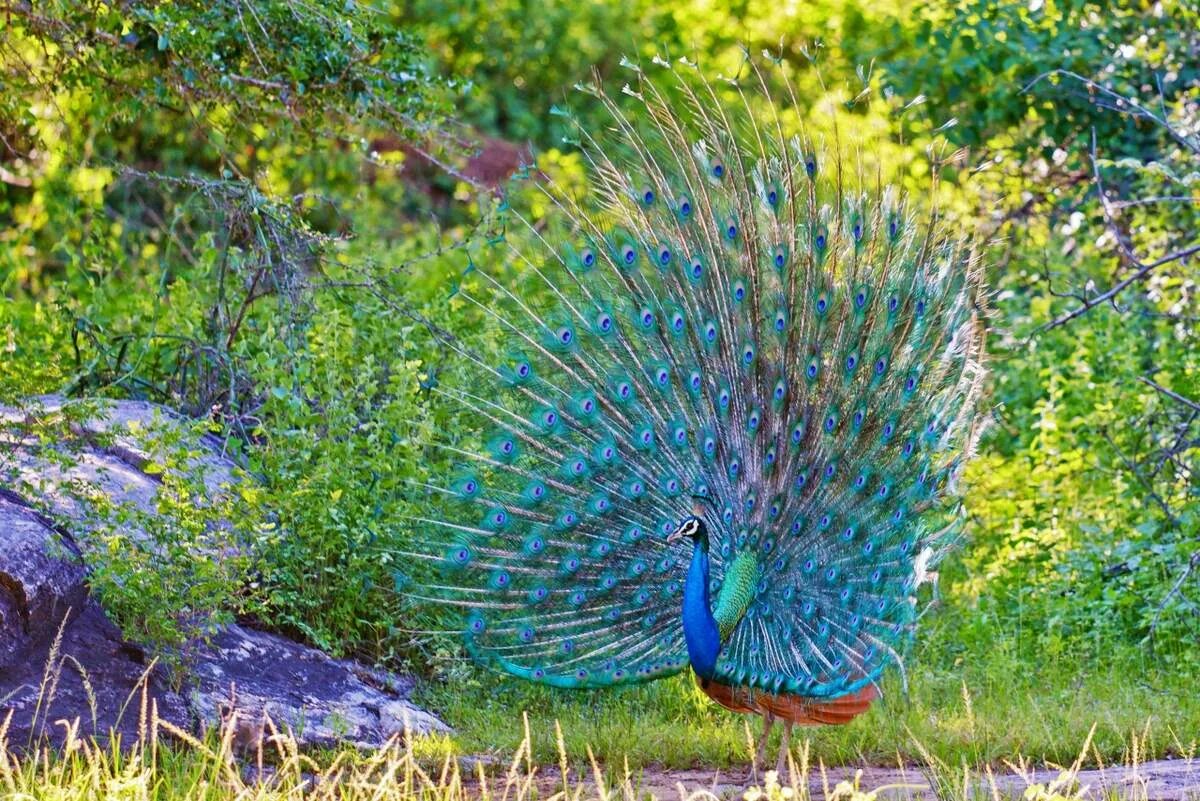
[401, 54, 988, 697]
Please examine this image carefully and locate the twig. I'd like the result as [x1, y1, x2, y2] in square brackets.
[1139, 376, 1200, 414]
[1099, 428, 1177, 527]
[1040, 242, 1200, 331]
[1149, 551, 1200, 644]
[1023, 69, 1199, 155]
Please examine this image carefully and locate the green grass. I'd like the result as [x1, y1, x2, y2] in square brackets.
[416, 624, 1200, 771]
[1, 694, 1183, 801]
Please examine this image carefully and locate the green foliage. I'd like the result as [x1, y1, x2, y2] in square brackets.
[0, 401, 266, 655]
[72, 418, 265, 654]
[885, 1, 1200, 656]
[895, 1, 1199, 149]
[2, 0, 445, 151]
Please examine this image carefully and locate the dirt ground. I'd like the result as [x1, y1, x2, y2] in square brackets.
[493, 757, 1200, 800]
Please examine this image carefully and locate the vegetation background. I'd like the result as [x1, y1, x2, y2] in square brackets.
[2, 0, 1197, 770]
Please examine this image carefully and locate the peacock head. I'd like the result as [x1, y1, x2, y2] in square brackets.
[666, 516, 708, 547]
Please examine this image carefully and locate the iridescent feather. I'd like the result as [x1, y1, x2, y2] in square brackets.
[399, 56, 988, 706]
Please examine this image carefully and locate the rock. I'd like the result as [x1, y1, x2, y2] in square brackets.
[187, 624, 450, 749]
[0, 601, 190, 749]
[0, 395, 241, 557]
[0, 495, 87, 667]
[0, 396, 447, 751]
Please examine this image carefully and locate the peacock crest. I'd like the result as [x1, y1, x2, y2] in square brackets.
[403, 54, 988, 709]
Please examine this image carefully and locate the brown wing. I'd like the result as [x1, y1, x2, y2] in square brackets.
[697, 676, 877, 726]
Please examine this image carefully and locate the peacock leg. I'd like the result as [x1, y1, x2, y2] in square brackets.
[775, 723, 793, 779]
[754, 710, 775, 769]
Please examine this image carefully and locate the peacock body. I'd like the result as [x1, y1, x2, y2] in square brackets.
[406, 56, 987, 747]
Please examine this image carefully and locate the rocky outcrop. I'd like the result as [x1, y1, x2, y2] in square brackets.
[0, 494, 87, 668]
[186, 625, 448, 749]
[0, 396, 446, 750]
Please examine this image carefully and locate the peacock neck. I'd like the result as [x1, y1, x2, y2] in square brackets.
[681, 536, 762, 680]
[681, 537, 721, 678]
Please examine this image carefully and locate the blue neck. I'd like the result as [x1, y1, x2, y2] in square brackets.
[681, 538, 720, 679]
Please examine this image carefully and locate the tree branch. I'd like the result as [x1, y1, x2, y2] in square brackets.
[1138, 376, 1200, 414]
[1040, 242, 1200, 332]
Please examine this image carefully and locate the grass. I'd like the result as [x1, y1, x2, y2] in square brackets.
[4, 701, 1197, 801]
[3, 699, 1192, 801]
[5, 605, 1198, 800]
[416, 623, 1200, 771]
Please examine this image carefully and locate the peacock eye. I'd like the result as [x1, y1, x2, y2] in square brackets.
[642, 187, 655, 205]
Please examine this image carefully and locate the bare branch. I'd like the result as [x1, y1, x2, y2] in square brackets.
[1149, 551, 1200, 645]
[1039, 241, 1200, 331]
[1138, 376, 1200, 414]
[1023, 69, 1199, 155]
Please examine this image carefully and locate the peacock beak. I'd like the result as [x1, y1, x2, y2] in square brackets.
[666, 529, 684, 545]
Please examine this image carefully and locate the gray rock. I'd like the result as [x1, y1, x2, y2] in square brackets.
[0, 395, 241, 556]
[0, 396, 447, 751]
[0, 495, 87, 668]
[0, 600, 190, 750]
[187, 624, 449, 749]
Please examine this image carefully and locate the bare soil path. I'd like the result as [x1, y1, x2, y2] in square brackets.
[497, 758, 1200, 800]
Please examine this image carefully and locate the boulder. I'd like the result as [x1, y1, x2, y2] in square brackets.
[0, 494, 87, 668]
[0, 396, 447, 751]
[187, 624, 449, 750]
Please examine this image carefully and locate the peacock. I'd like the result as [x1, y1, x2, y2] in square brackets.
[403, 55, 988, 772]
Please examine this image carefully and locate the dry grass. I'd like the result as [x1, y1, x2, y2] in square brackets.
[3, 625, 1194, 800]
[3, 698, 1191, 801]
